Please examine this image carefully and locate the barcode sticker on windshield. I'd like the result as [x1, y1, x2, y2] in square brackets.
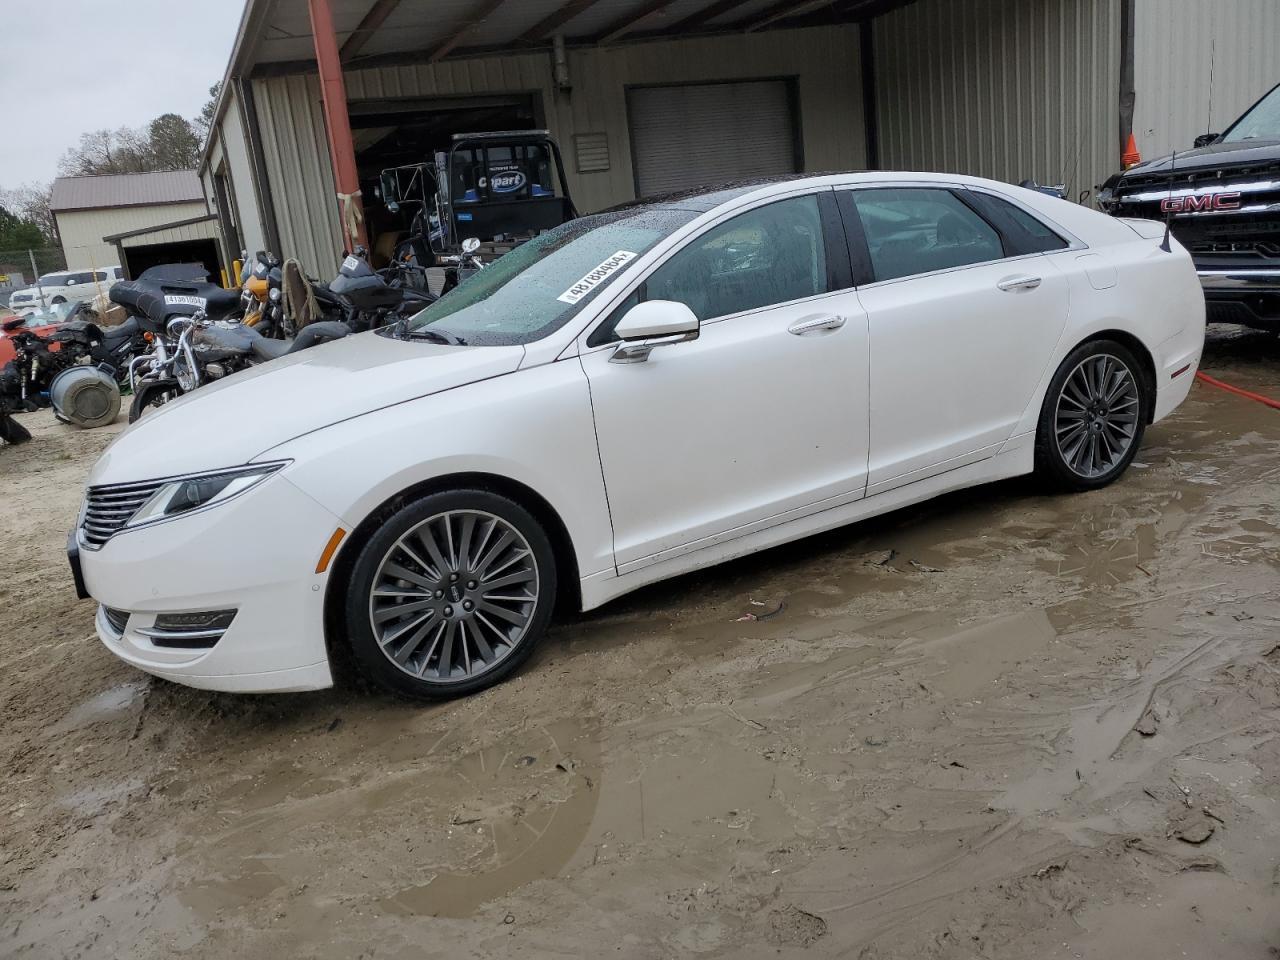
[557, 251, 637, 305]
[164, 295, 207, 308]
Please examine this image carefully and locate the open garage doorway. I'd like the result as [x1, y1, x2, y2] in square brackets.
[352, 94, 540, 266]
[120, 239, 223, 283]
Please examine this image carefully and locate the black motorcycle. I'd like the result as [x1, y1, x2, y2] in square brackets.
[323, 248, 437, 330]
[128, 314, 352, 422]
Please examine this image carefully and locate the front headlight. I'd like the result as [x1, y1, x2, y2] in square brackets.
[125, 463, 288, 529]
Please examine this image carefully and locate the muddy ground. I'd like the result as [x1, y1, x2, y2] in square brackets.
[2, 328, 1279, 959]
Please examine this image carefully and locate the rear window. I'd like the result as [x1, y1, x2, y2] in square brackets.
[964, 191, 1069, 254]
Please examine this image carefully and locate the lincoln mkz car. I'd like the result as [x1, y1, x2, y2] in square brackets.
[71, 173, 1205, 699]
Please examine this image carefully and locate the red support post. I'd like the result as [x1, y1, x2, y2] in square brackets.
[308, 0, 368, 254]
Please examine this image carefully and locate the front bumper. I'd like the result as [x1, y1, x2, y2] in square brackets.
[78, 472, 343, 693]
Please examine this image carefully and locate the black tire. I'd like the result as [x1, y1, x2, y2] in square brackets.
[51, 296, 66, 305]
[128, 381, 179, 423]
[0, 411, 31, 445]
[345, 488, 558, 700]
[1035, 339, 1150, 491]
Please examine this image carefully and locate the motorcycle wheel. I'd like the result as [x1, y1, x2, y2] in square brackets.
[128, 382, 180, 423]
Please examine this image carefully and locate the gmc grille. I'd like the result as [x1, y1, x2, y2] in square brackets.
[82, 480, 164, 547]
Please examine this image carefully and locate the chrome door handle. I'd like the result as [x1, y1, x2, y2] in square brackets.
[997, 275, 1042, 292]
[787, 314, 846, 336]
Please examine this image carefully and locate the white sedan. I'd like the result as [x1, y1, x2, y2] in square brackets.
[72, 173, 1204, 699]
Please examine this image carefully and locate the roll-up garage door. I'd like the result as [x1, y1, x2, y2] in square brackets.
[627, 80, 798, 198]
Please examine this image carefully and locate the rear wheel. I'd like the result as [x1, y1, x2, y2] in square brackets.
[345, 489, 557, 700]
[1035, 339, 1149, 491]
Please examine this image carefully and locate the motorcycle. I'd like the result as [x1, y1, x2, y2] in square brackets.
[127, 312, 352, 422]
[0, 315, 128, 431]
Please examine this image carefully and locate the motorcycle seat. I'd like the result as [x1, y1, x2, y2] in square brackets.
[250, 321, 351, 362]
[100, 316, 140, 345]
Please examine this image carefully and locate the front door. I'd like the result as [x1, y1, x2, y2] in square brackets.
[579, 191, 870, 572]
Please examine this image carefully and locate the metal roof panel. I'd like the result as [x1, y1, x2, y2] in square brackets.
[50, 171, 205, 212]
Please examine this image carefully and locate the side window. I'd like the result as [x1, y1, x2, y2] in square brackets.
[964, 191, 1069, 254]
[646, 194, 829, 322]
[851, 188, 1005, 283]
[587, 194, 831, 347]
[67, 272, 95, 284]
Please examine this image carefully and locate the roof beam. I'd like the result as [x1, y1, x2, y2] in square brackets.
[518, 0, 607, 43]
[742, 0, 839, 32]
[341, 0, 403, 61]
[429, 0, 509, 61]
[594, 0, 682, 44]
[666, 0, 755, 33]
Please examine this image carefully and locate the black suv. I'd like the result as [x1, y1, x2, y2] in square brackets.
[1099, 81, 1280, 331]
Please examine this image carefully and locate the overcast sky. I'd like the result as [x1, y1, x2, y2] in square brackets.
[0, 1, 242, 187]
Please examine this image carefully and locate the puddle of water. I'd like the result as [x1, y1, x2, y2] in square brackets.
[377, 720, 600, 918]
[53, 680, 147, 732]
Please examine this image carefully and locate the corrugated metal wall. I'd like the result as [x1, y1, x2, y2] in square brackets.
[252, 73, 347, 271]
[56, 202, 210, 271]
[220, 90, 269, 259]
[1133, 0, 1279, 159]
[249, 25, 867, 271]
[873, 0, 1121, 202]
[119, 218, 219, 249]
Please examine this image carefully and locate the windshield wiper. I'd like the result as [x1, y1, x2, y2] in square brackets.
[402, 327, 466, 345]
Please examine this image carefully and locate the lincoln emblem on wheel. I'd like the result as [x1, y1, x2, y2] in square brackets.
[73, 172, 1205, 699]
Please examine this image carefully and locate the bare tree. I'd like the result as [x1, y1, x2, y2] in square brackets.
[58, 127, 153, 177]
[0, 183, 58, 244]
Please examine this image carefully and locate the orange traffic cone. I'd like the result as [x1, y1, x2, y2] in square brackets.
[1121, 133, 1142, 169]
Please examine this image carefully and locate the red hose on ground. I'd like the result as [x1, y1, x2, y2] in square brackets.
[1195, 371, 1280, 410]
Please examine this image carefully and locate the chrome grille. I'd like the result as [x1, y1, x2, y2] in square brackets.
[82, 480, 164, 547]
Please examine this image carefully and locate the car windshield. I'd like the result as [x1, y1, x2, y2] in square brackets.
[36, 274, 67, 286]
[1222, 84, 1280, 143]
[401, 206, 698, 345]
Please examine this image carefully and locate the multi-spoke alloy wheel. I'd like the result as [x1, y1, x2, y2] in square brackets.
[1054, 354, 1140, 479]
[370, 510, 539, 682]
[347, 491, 556, 699]
[1036, 340, 1148, 491]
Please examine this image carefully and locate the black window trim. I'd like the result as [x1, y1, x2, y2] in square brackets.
[584, 186, 856, 349]
[836, 183, 1084, 288]
[954, 188, 1071, 257]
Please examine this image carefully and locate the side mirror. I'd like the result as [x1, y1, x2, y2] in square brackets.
[610, 300, 699, 364]
[462, 237, 481, 254]
[65, 279, 77, 286]
[1193, 133, 1219, 148]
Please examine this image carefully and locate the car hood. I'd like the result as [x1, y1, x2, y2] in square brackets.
[89, 330, 527, 486]
[1119, 138, 1280, 180]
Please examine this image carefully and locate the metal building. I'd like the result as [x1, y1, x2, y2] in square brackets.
[200, 0, 1279, 275]
[50, 171, 216, 275]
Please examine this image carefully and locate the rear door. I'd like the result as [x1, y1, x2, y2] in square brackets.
[842, 185, 1072, 494]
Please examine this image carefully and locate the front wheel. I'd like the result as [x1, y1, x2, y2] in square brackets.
[128, 381, 180, 423]
[1035, 339, 1150, 491]
[345, 489, 557, 700]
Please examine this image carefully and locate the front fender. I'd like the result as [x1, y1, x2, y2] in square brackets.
[260, 359, 614, 581]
